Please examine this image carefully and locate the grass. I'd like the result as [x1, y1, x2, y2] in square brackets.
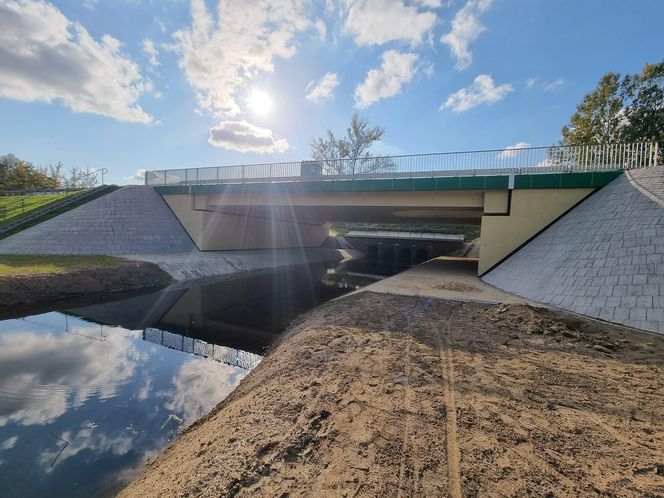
[0, 192, 80, 225]
[0, 254, 124, 277]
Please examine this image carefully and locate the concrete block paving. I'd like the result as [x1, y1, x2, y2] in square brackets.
[0, 186, 196, 255]
[483, 166, 664, 334]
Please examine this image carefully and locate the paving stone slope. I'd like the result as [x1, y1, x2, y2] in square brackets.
[483, 167, 664, 334]
[0, 186, 196, 255]
[628, 164, 664, 204]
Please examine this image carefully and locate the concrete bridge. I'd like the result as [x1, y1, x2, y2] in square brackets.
[147, 142, 658, 274]
[343, 230, 465, 266]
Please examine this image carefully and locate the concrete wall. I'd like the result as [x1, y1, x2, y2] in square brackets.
[482, 167, 664, 334]
[478, 188, 593, 274]
[164, 187, 596, 273]
[163, 195, 329, 250]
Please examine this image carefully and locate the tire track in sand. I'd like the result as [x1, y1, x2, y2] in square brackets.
[396, 324, 414, 498]
[396, 299, 434, 497]
[431, 305, 462, 498]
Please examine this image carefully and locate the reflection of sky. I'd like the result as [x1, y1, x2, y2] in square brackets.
[0, 312, 249, 498]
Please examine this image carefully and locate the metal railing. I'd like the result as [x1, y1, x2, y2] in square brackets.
[346, 230, 465, 241]
[145, 142, 659, 186]
[143, 328, 262, 371]
[80, 167, 108, 186]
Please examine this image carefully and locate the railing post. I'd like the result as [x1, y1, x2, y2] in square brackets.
[655, 143, 659, 166]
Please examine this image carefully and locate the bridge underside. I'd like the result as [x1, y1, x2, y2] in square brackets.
[159, 171, 622, 275]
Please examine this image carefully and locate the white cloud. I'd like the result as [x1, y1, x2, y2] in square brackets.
[441, 0, 492, 70]
[354, 50, 419, 108]
[171, 0, 312, 118]
[441, 73, 512, 112]
[371, 140, 404, 156]
[413, 0, 445, 7]
[164, 359, 245, 427]
[123, 169, 147, 184]
[38, 422, 135, 470]
[314, 19, 327, 40]
[0, 0, 152, 123]
[499, 141, 531, 159]
[208, 120, 290, 153]
[306, 72, 340, 103]
[345, 0, 438, 47]
[1, 436, 18, 451]
[0, 329, 139, 427]
[142, 38, 160, 69]
[544, 77, 565, 92]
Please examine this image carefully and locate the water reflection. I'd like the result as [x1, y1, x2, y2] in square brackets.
[0, 263, 375, 498]
[0, 312, 244, 498]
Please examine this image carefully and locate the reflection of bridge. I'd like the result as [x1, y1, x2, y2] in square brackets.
[146, 142, 658, 275]
[68, 264, 342, 368]
[143, 328, 262, 370]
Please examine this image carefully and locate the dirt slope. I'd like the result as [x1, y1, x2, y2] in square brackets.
[119, 291, 664, 497]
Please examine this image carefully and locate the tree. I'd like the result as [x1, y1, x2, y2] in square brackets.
[310, 114, 395, 175]
[621, 61, 664, 157]
[560, 60, 664, 162]
[48, 161, 65, 187]
[0, 154, 57, 190]
[561, 73, 625, 146]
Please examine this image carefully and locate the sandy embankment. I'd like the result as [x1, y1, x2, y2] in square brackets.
[120, 259, 664, 497]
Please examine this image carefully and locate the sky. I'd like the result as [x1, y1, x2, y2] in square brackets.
[0, 0, 662, 185]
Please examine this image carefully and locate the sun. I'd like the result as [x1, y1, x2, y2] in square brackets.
[247, 90, 273, 116]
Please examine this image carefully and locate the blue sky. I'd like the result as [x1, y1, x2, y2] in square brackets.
[0, 0, 662, 185]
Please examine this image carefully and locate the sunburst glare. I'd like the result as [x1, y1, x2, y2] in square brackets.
[247, 90, 273, 116]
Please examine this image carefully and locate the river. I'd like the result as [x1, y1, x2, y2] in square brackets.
[0, 263, 380, 497]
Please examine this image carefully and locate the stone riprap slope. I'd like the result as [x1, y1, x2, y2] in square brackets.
[0, 186, 196, 255]
[483, 166, 664, 334]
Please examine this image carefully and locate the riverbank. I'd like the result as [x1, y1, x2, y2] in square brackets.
[120, 260, 664, 497]
[0, 255, 172, 319]
[0, 248, 355, 320]
[125, 247, 354, 282]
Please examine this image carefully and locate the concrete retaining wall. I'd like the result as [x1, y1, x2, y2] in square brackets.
[482, 167, 664, 334]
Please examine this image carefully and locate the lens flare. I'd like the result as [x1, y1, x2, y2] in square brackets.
[247, 90, 273, 116]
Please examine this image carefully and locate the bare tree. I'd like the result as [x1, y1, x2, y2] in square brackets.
[48, 161, 65, 187]
[311, 114, 395, 176]
[79, 167, 99, 188]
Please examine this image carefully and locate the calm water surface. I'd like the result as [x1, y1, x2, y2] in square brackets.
[0, 264, 378, 497]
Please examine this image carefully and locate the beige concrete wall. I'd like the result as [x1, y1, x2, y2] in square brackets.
[478, 188, 593, 275]
[164, 195, 204, 247]
[483, 191, 509, 214]
[165, 188, 592, 261]
[164, 195, 328, 250]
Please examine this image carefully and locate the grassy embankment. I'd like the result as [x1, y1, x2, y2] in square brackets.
[0, 193, 73, 224]
[0, 254, 122, 277]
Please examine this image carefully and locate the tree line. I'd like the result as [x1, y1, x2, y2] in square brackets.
[0, 154, 98, 191]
